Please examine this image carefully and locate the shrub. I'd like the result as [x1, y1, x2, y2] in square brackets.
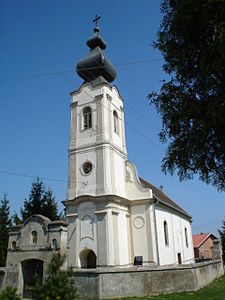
[0, 286, 22, 300]
[33, 253, 76, 300]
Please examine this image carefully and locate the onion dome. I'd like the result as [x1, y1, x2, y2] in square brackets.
[76, 16, 116, 83]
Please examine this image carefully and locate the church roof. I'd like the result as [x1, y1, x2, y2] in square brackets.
[139, 178, 191, 218]
[76, 16, 116, 83]
[23, 214, 51, 226]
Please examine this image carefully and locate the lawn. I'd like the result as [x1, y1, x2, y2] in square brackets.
[119, 276, 225, 300]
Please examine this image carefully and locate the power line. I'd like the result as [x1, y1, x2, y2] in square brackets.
[0, 169, 83, 184]
[0, 59, 162, 82]
[0, 70, 73, 82]
[0, 6, 164, 152]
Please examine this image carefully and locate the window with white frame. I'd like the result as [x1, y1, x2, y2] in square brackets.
[31, 231, 38, 244]
[113, 110, 119, 134]
[185, 227, 189, 247]
[52, 239, 58, 249]
[164, 221, 169, 246]
[12, 241, 16, 250]
[83, 107, 92, 130]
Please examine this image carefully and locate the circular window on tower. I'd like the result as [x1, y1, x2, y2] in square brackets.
[82, 161, 93, 175]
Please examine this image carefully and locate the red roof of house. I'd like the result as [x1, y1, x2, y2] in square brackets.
[192, 233, 217, 248]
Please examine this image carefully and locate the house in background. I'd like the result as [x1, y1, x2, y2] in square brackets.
[193, 232, 220, 261]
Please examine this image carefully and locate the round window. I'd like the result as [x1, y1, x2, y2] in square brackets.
[83, 162, 92, 174]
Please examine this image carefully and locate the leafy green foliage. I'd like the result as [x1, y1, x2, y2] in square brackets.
[33, 253, 76, 300]
[149, 0, 225, 190]
[0, 194, 11, 266]
[21, 177, 60, 221]
[0, 286, 22, 300]
[218, 220, 225, 262]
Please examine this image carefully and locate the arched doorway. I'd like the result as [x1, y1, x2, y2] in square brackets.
[80, 249, 97, 268]
[21, 259, 43, 298]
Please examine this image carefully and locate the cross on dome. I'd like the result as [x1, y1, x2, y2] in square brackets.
[93, 15, 101, 27]
[76, 16, 117, 83]
[93, 15, 101, 33]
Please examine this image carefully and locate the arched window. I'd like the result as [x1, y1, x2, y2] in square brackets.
[12, 241, 16, 250]
[52, 239, 58, 249]
[31, 231, 38, 244]
[113, 110, 119, 134]
[83, 107, 92, 130]
[164, 221, 169, 246]
[185, 227, 189, 247]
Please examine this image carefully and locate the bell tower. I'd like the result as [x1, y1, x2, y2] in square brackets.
[67, 18, 127, 200]
[64, 18, 131, 268]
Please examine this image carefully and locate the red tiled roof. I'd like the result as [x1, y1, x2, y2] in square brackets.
[192, 233, 211, 248]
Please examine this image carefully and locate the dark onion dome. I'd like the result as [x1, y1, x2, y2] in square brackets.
[76, 26, 116, 83]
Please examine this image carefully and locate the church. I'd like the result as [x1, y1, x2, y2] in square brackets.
[64, 18, 194, 268]
[2, 18, 200, 298]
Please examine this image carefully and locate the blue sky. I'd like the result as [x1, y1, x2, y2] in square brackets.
[0, 0, 224, 235]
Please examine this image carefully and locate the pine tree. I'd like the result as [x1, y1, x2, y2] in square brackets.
[42, 189, 59, 221]
[21, 178, 60, 222]
[33, 253, 76, 300]
[0, 194, 11, 266]
[11, 212, 22, 226]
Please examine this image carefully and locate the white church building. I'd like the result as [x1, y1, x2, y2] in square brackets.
[64, 20, 195, 269]
[5, 20, 225, 300]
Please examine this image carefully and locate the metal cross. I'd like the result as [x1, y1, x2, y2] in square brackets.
[93, 15, 101, 27]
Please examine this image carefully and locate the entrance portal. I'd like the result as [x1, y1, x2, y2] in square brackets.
[22, 259, 43, 299]
[80, 249, 97, 268]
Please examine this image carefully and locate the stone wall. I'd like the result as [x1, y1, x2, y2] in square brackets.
[73, 260, 224, 299]
[1, 260, 223, 298]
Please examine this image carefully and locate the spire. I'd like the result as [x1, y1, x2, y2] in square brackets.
[76, 16, 117, 83]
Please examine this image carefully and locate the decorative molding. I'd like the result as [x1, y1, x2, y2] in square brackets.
[106, 94, 112, 101]
[133, 216, 145, 229]
[67, 213, 78, 218]
[80, 215, 94, 240]
[95, 94, 104, 101]
[126, 170, 132, 182]
[112, 210, 119, 215]
[70, 101, 78, 108]
[95, 210, 108, 215]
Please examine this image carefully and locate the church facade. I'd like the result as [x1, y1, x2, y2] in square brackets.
[64, 21, 194, 269]
[2, 20, 197, 298]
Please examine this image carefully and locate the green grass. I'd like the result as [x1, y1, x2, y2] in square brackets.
[118, 276, 225, 300]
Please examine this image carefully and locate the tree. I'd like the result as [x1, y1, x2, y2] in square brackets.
[218, 220, 225, 262]
[149, 0, 225, 191]
[0, 194, 11, 266]
[11, 212, 22, 226]
[33, 253, 76, 300]
[21, 178, 60, 222]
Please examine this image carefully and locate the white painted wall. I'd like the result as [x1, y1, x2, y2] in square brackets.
[68, 82, 127, 200]
[130, 204, 149, 264]
[117, 211, 129, 265]
[155, 206, 194, 266]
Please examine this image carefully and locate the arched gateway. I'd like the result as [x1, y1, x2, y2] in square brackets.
[80, 249, 97, 268]
[21, 259, 43, 298]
